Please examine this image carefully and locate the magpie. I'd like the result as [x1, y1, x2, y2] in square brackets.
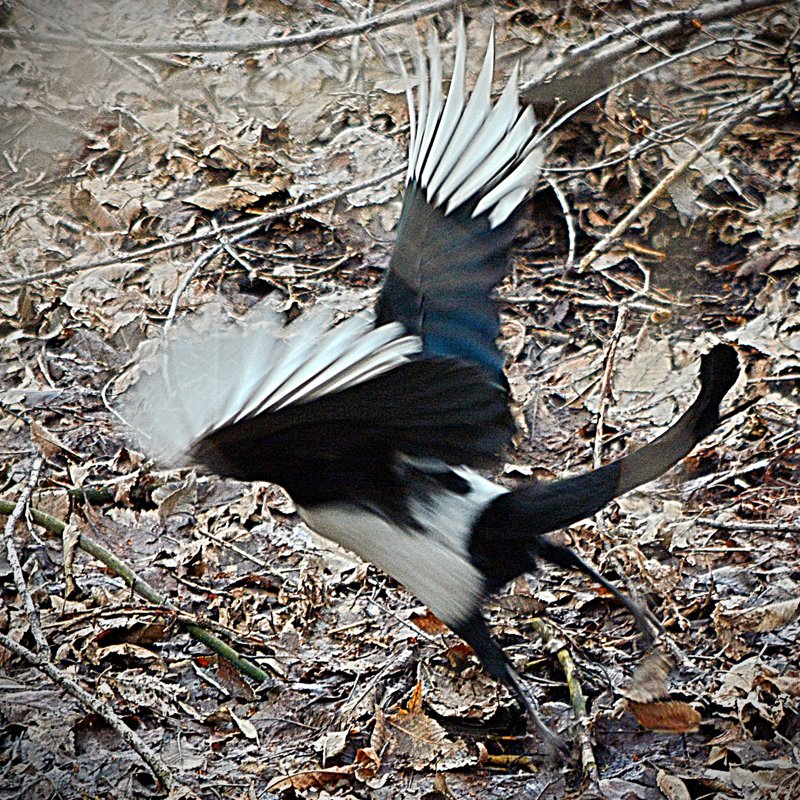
[124, 20, 740, 749]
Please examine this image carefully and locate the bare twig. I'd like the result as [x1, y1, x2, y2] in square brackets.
[577, 73, 793, 272]
[503, 293, 660, 314]
[521, 0, 779, 107]
[0, 630, 178, 791]
[547, 177, 577, 272]
[531, 38, 727, 149]
[593, 305, 630, 469]
[0, 166, 404, 289]
[0, 498, 276, 685]
[698, 517, 800, 534]
[0, 0, 465, 55]
[540, 93, 786, 176]
[529, 617, 597, 782]
[0, 456, 48, 653]
[164, 245, 225, 332]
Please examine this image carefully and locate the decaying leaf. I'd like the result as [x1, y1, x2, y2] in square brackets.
[266, 765, 356, 793]
[713, 657, 788, 726]
[715, 596, 800, 636]
[386, 682, 475, 771]
[656, 769, 692, 800]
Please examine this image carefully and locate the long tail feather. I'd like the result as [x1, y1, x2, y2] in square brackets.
[471, 344, 741, 580]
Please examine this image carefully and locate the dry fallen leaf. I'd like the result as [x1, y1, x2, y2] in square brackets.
[70, 187, 121, 231]
[266, 765, 355, 793]
[628, 700, 702, 734]
[656, 769, 692, 800]
[725, 597, 800, 634]
[768, 675, 800, 697]
[386, 681, 474, 770]
[30, 420, 82, 460]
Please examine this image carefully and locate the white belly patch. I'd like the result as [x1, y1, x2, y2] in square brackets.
[297, 467, 507, 630]
[299, 504, 481, 629]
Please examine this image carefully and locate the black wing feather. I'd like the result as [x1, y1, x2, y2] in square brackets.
[191, 357, 513, 507]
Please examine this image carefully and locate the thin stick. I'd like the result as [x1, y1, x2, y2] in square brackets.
[530, 39, 726, 149]
[521, 0, 779, 101]
[164, 244, 225, 332]
[1, 457, 49, 653]
[0, 0, 465, 55]
[0, 498, 275, 685]
[0, 166, 404, 289]
[698, 517, 800, 534]
[577, 74, 793, 272]
[530, 617, 597, 782]
[0, 630, 177, 791]
[593, 306, 629, 469]
[547, 177, 577, 272]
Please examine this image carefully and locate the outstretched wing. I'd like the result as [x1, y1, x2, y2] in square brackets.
[376, 19, 542, 380]
[122, 303, 513, 508]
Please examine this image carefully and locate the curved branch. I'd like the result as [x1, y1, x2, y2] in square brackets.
[0, 498, 275, 685]
[0, 165, 403, 289]
[520, 0, 779, 111]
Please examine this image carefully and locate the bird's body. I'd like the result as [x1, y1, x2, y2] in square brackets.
[300, 462, 505, 631]
[123, 18, 740, 750]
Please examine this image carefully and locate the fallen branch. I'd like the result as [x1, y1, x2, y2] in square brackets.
[593, 306, 630, 471]
[0, 457, 48, 653]
[529, 617, 597, 782]
[0, 498, 274, 685]
[698, 517, 800, 534]
[0, 165, 404, 290]
[0, 0, 466, 55]
[0, 630, 177, 791]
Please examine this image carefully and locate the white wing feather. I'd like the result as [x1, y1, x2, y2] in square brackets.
[122, 303, 420, 465]
[402, 16, 542, 228]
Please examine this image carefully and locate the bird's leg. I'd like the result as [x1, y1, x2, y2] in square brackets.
[457, 613, 567, 756]
[530, 537, 661, 643]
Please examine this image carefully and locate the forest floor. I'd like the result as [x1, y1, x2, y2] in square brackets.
[1, 1, 799, 798]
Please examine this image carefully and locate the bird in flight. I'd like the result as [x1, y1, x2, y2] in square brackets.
[123, 17, 740, 751]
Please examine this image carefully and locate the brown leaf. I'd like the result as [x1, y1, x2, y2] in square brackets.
[70, 187, 121, 231]
[30, 420, 80, 460]
[183, 185, 242, 211]
[410, 609, 448, 635]
[266, 765, 355, 792]
[500, 319, 527, 360]
[628, 700, 702, 733]
[153, 474, 197, 519]
[769, 675, 800, 697]
[656, 770, 692, 800]
[729, 597, 800, 634]
[387, 682, 474, 770]
[353, 747, 381, 782]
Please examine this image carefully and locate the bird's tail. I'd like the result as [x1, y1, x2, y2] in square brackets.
[471, 344, 741, 581]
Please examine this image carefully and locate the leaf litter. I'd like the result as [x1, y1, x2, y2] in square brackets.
[1, 1, 799, 798]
